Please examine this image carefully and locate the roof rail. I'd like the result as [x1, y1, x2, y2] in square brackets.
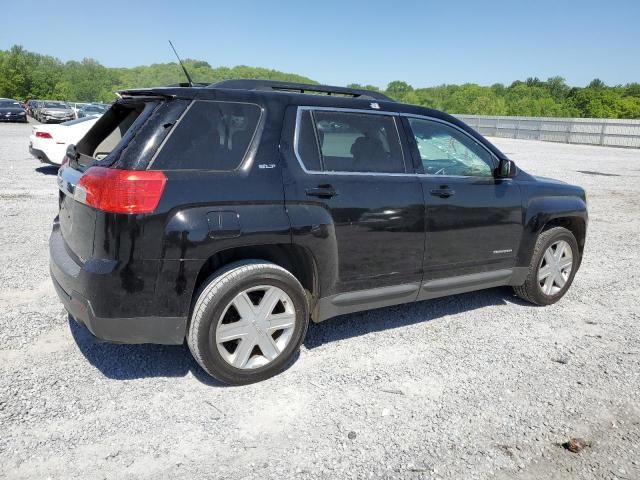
[166, 82, 210, 87]
[209, 79, 393, 102]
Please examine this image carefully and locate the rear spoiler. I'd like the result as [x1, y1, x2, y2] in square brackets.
[116, 88, 180, 99]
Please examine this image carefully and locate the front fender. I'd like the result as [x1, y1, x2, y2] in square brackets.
[517, 195, 588, 266]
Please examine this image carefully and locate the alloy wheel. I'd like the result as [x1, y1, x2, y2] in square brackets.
[215, 285, 297, 369]
[538, 240, 573, 296]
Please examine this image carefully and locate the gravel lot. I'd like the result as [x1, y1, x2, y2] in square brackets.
[1, 121, 639, 480]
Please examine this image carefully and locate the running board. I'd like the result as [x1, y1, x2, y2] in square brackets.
[313, 268, 527, 323]
[417, 269, 513, 301]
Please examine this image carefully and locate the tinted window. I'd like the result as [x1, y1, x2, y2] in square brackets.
[408, 118, 494, 177]
[44, 102, 68, 108]
[298, 110, 404, 173]
[0, 100, 21, 108]
[152, 101, 261, 170]
[61, 116, 98, 126]
[296, 110, 321, 171]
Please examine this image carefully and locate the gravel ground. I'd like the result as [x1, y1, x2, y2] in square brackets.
[0, 122, 639, 480]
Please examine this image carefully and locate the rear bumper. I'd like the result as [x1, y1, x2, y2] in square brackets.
[29, 145, 53, 164]
[49, 223, 187, 344]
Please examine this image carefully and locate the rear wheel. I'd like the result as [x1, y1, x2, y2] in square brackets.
[187, 260, 309, 385]
[513, 226, 579, 305]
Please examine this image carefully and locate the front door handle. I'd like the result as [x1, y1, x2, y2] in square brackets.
[306, 185, 338, 199]
[430, 187, 455, 199]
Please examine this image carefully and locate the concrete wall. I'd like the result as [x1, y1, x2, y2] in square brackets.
[454, 114, 640, 148]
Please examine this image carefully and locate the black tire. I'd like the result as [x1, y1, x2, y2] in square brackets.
[187, 260, 309, 385]
[513, 226, 580, 305]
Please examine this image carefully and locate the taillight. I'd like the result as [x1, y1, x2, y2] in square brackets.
[75, 167, 166, 214]
[36, 131, 52, 139]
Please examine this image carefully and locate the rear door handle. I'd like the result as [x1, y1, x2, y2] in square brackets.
[430, 188, 455, 198]
[306, 185, 338, 199]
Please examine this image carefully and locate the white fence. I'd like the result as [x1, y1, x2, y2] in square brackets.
[454, 114, 640, 149]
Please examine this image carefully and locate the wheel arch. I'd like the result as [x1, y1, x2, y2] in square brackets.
[518, 196, 587, 266]
[189, 244, 319, 320]
[541, 216, 586, 257]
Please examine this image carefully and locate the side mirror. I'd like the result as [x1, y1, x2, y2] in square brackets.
[497, 159, 517, 178]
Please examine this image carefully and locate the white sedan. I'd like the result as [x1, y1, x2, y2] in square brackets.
[29, 115, 101, 166]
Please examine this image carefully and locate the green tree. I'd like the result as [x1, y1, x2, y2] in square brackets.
[386, 81, 414, 100]
[1, 44, 639, 119]
[587, 78, 606, 89]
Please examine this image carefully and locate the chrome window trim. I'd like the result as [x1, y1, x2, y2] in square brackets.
[293, 106, 502, 179]
[293, 106, 411, 177]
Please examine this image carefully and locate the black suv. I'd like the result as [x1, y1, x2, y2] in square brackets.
[50, 80, 587, 384]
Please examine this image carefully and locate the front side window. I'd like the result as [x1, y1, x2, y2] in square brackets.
[297, 109, 405, 174]
[153, 101, 261, 170]
[408, 118, 494, 177]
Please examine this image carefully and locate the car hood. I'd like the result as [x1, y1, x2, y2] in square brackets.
[530, 175, 586, 201]
[532, 175, 569, 185]
[43, 108, 73, 114]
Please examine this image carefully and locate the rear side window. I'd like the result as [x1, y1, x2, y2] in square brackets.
[297, 109, 405, 174]
[152, 101, 261, 171]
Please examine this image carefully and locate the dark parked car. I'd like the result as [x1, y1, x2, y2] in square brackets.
[50, 80, 587, 384]
[0, 98, 28, 122]
[25, 99, 40, 117]
[36, 100, 75, 123]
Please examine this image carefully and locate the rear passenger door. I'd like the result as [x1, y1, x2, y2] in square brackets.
[282, 106, 425, 299]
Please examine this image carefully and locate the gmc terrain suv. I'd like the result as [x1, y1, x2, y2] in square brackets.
[50, 80, 587, 384]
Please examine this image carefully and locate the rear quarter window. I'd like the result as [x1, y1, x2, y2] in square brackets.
[151, 100, 262, 171]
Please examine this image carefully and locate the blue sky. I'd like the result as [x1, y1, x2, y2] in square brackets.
[2, 0, 638, 88]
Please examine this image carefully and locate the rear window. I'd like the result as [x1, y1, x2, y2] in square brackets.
[151, 101, 262, 171]
[72, 99, 169, 168]
[61, 116, 99, 127]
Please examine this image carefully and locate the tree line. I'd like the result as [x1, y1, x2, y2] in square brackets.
[2, 45, 639, 118]
[365, 78, 640, 118]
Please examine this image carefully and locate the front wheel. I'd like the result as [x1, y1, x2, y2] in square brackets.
[513, 226, 580, 305]
[187, 260, 309, 385]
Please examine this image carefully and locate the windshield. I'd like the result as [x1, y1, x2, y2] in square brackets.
[0, 100, 21, 108]
[61, 116, 100, 126]
[83, 105, 106, 113]
[44, 102, 69, 109]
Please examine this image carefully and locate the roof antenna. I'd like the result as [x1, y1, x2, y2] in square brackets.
[168, 40, 194, 87]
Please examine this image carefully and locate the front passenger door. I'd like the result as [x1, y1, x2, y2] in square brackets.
[405, 117, 523, 280]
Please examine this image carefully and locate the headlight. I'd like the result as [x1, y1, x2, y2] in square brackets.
[19, 111, 25, 115]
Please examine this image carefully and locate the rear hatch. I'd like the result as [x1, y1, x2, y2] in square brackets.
[57, 95, 189, 262]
